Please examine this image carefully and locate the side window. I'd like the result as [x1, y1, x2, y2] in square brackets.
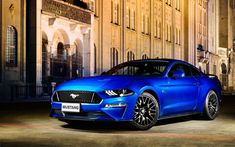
[191, 67, 201, 77]
[168, 64, 191, 77]
[182, 65, 191, 77]
[168, 64, 178, 77]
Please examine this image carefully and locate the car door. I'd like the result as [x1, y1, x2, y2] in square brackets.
[162, 63, 199, 116]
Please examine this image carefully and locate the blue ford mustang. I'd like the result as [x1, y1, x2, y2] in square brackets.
[50, 59, 221, 130]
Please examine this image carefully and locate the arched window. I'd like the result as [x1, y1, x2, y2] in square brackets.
[221, 63, 227, 74]
[111, 0, 120, 24]
[127, 51, 135, 61]
[142, 54, 148, 59]
[57, 42, 67, 60]
[72, 42, 83, 78]
[6, 26, 17, 67]
[110, 48, 118, 67]
[57, 42, 64, 56]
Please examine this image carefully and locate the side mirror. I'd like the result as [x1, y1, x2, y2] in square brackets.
[172, 70, 185, 78]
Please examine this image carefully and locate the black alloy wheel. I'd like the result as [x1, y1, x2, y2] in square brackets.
[203, 90, 219, 120]
[131, 92, 159, 130]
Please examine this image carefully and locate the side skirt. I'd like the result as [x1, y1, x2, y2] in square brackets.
[158, 112, 201, 120]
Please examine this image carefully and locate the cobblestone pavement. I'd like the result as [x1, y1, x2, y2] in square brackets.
[0, 95, 235, 147]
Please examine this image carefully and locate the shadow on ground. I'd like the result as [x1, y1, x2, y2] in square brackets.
[60, 114, 206, 133]
[0, 95, 234, 133]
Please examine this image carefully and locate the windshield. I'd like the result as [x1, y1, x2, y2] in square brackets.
[105, 61, 169, 76]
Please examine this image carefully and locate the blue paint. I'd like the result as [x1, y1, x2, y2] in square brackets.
[50, 59, 221, 123]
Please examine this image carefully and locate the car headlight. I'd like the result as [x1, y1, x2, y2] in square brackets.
[105, 89, 134, 97]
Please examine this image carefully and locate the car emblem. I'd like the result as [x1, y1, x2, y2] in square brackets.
[70, 93, 79, 99]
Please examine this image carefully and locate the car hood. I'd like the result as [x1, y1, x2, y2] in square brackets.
[55, 75, 145, 92]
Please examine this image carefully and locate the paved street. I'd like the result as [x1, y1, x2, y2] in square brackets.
[0, 95, 235, 147]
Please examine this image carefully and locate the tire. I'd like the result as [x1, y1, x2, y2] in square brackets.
[131, 92, 159, 130]
[203, 90, 219, 120]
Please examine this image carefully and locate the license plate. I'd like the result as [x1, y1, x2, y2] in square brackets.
[62, 103, 80, 112]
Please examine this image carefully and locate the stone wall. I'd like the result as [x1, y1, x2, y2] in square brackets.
[94, 0, 185, 72]
[219, 0, 229, 48]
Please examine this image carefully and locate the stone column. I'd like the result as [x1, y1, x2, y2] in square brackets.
[81, 27, 91, 77]
[36, 0, 42, 86]
[90, 14, 95, 76]
[64, 44, 71, 79]
[232, 52, 235, 91]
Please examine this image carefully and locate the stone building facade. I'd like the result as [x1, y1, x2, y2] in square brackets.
[221, 0, 235, 91]
[1, 0, 235, 102]
[0, 0, 94, 101]
[185, 0, 209, 69]
[0, 0, 26, 101]
[93, 0, 235, 91]
[93, 0, 184, 74]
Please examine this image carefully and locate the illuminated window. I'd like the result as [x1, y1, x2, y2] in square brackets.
[57, 42, 64, 56]
[169, 25, 172, 42]
[142, 54, 148, 59]
[175, 0, 178, 10]
[126, 7, 130, 28]
[155, 20, 157, 37]
[157, 21, 161, 39]
[111, 0, 120, 25]
[141, 13, 150, 35]
[114, 1, 119, 24]
[111, 0, 113, 22]
[175, 28, 177, 44]
[178, 29, 181, 45]
[111, 48, 118, 67]
[146, 16, 150, 35]
[175, 28, 181, 45]
[155, 20, 161, 39]
[175, 0, 180, 11]
[166, 24, 172, 42]
[166, 24, 168, 41]
[179, 30, 181, 45]
[142, 13, 145, 33]
[130, 9, 136, 30]
[6, 26, 17, 67]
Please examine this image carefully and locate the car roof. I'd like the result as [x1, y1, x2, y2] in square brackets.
[128, 58, 198, 69]
[128, 58, 183, 63]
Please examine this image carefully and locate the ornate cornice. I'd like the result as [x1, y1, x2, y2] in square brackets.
[42, 0, 91, 24]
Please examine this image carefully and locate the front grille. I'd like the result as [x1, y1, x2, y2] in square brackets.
[56, 91, 102, 104]
[52, 109, 106, 117]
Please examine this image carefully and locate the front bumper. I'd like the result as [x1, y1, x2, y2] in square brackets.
[50, 94, 137, 121]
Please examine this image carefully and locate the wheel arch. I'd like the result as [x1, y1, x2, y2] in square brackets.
[142, 89, 161, 116]
[197, 87, 221, 112]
